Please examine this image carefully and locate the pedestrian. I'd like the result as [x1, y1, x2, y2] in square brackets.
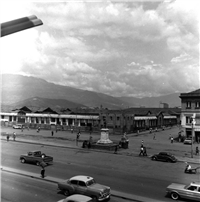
[143, 147, 147, 156]
[71, 128, 73, 133]
[6, 133, 10, 142]
[13, 132, 16, 141]
[76, 132, 80, 146]
[141, 140, 144, 147]
[139, 146, 144, 156]
[37, 127, 40, 133]
[171, 136, 174, 144]
[88, 141, 91, 149]
[41, 167, 45, 178]
[40, 161, 46, 178]
[196, 146, 199, 155]
[114, 145, 118, 154]
[153, 133, 156, 140]
[51, 131, 54, 136]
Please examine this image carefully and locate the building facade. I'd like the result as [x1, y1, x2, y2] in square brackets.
[1, 106, 180, 135]
[180, 89, 200, 142]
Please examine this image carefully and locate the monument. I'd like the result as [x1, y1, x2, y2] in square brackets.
[89, 128, 118, 151]
[97, 128, 113, 144]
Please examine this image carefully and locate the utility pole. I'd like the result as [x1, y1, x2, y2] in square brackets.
[190, 114, 196, 158]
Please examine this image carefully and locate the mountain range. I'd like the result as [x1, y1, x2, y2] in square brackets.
[1, 74, 182, 110]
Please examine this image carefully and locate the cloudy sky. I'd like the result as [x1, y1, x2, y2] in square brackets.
[0, 0, 199, 98]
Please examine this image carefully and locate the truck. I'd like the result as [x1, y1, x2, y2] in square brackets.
[20, 150, 53, 166]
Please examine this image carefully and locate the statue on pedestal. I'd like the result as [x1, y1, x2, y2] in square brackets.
[97, 128, 113, 144]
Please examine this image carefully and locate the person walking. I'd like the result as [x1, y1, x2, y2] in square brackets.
[114, 145, 118, 154]
[40, 161, 46, 178]
[13, 132, 16, 141]
[6, 133, 10, 142]
[76, 132, 80, 146]
[170, 136, 174, 143]
[141, 140, 144, 147]
[153, 133, 156, 140]
[196, 146, 199, 155]
[139, 145, 144, 156]
[143, 147, 147, 156]
[51, 131, 54, 136]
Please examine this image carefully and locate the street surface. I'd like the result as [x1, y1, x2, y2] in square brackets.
[1, 172, 130, 202]
[1, 126, 200, 202]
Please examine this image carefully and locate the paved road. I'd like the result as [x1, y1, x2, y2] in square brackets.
[1, 125, 200, 202]
[1, 125, 200, 164]
[1, 138, 199, 202]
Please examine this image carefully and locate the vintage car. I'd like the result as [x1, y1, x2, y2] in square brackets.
[13, 124, 24, 129]
[57, 194, 93, 202]
[57, 175, 111, 201]
[20, 150, 53, 166]
[166, 181, 200, 201]
[151, 152, 177, 163]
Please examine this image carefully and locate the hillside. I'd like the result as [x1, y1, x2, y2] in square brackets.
[1, 74, 182, 109]
[1, 74, 130, 109]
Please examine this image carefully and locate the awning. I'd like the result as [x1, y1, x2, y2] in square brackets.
[134, 116, 157, 120]
[163, 116, 177, 119]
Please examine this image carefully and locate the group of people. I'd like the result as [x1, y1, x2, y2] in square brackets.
[6, 132, 16, 141]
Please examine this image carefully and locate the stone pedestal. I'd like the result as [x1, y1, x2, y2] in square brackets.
[97, 128, 113, 144]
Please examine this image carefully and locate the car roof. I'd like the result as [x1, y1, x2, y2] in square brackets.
[61, 194, 92, 202]
[70, 175, 94, 182]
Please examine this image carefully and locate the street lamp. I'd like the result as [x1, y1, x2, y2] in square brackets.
[1, 15, 43, 37]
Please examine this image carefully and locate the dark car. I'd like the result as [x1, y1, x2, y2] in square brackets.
[151, 152, 177, 163]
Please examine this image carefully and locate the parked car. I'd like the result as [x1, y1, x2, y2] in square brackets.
[166, 181, 200, 201]
[57, 194, 93, 202]
[20, 150, 53, 166]
[151, 152, 177, 163]
[184, 138, 192, 145]
[13, 124, 24, 129]
[57, 175, 111, 201]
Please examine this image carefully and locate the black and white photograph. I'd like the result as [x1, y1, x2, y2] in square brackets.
[1, 0, 200, 202]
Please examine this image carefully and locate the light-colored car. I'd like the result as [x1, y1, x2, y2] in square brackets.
[183, 138, 192, 145]
[57, 194, 93, 202]
[13, 124, 24, 129]
[166, 181, 200, 201]
[57, 175, 111, 201]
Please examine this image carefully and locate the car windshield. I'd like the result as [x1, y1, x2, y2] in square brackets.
[86, 179, 96, 186]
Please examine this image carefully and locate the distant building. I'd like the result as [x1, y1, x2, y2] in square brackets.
[179, 89, 200, 142]
[1, 105, 180, 134]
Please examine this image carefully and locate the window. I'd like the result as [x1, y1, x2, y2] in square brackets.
[186, 101, 191, 108]
[79, 181, 86, 187]
[187, 185, 198, 191]
[195, 101, 200, 108]
[70, 180, 78, 185]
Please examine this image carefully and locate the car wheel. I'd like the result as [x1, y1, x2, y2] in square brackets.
[171, 192, 179, 200]
[63, 190, 70, 196]
[21, 158, 26, 163]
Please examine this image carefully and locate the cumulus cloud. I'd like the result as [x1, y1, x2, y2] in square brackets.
[1, 0, 199, 97]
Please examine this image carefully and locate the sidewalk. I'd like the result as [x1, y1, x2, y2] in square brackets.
[0, 166, 168, 202]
